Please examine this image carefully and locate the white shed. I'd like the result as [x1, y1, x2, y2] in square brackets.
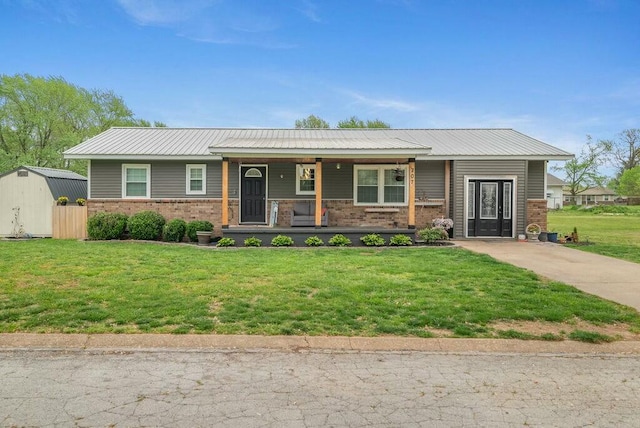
[0, 166, 87, 237]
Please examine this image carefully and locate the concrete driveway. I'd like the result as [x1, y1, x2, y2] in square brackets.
[456, 240, 640, 312]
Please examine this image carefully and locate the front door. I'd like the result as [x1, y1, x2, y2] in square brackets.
[467, 180, 513, 237]
[240, 166, 267, 224]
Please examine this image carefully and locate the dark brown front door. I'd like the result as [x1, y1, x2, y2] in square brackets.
[240, 166, 267, 224]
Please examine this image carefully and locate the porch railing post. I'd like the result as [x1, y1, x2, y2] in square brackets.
[222, 158, 229, 229]
[408, 158, 416, 229]
[315, 158, 323, 228]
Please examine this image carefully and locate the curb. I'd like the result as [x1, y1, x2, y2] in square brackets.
[2, 334, 640, 355]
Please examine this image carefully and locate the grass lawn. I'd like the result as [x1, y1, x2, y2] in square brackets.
[2, 240, 639, 341]
[547, 206, 640, 264]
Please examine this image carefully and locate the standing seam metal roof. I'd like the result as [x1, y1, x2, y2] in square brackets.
[63, 127, 573, 158]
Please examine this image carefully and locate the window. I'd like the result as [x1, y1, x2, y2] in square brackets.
[186, 164, 206, 195]
[468, 182, 475, 219]
[503, 182, 512, 219]
[296, 164, 315, 195]
[354, 165, 407, 205]
[122, 164, 150, 198]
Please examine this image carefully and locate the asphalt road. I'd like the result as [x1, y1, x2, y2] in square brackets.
[1, 348, 639, 427]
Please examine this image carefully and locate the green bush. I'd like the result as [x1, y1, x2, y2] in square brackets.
[328, 234, 351, 247]
[162, 219, 187, 242]
[418, 227, 449, 244]
[186, 220, 214, 242]
[216, 237, 235, 247]
[87, 212, 128, 240]
[244, 236, 262, 247]
[589, 205, 630, 215]
[305, 236, 324, 247]
[271, 235, 294, 247]
[360, 233, 386, 246]
[128, 211, 166, 240]
[389, 234, 413, 246]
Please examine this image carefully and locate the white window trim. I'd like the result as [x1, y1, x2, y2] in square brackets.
[186, 164, 207, 195]
[296, 164, 316, 195]
[353, 165, 408, 206]
[122, 164, 151, 199]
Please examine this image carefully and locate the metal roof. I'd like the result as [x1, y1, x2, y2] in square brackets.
[64, 127, 573, 160]
[0, 166, 87, 201]
[9, 165, 87, 180]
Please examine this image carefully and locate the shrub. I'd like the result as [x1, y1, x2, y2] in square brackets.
[163, 219, 187, 242]
[432, 217, 454, 230]
[216, 237, 235, 247]
[271, 235, 294, 247]
[244, 236, 262, 247]
[186, 220, 214, 242]
[328, 234, 351, 247]
[590, 205, 630, 215]
[305, 236, 324, 247]
[87, 212, 128, 240]
[360, 233, 386, 246]
[389, 234, 413, 246]
[128, 211, 166, 240]
[418, 227, 449, 244]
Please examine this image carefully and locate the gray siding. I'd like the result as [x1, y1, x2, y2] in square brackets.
[252, 162, 353, 200]
[452, 160, 527, 237]
[90, 160, 222, 198]
[527, 160, 546, 199]
[416, 160, 445, 199]
[91, 160, 122, 198]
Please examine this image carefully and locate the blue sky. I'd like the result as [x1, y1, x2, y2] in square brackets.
[1, 0, 638, 158]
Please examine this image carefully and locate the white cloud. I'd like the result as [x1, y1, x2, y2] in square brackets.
[342, 90, 422, 113]
[17, 0, 79, 24]
[115, 0, 313, 48]
[115, 0, 216, 25]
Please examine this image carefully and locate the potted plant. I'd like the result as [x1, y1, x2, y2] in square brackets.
[393, 167, 405, 181]
[76, 198, 86, 206]
[57, 196, 69, 206]
[526, 223, 541, 241]
[547, 230, 558, 243]
[571, 227, 579, 243]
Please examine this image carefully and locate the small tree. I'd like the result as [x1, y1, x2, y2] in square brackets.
[336, 116, 390, 128]
[295, 114, 330, 129]
[617, 166, 640, 201]
[554, 137, 607, 200]
[600, 129, 640, 178]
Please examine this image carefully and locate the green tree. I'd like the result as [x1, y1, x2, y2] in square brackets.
[599, 128, 640, 178]
[554, 137, 608, 199]
[336, 116, 390, 128]
[0, 74, 159, 174]
[295, 114, 329, 129]
[617, 166, 640, 198]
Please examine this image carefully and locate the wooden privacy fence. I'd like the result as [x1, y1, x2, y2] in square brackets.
[52, 205, 87, 239]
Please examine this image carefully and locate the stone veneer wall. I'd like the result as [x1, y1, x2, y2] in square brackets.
[88, 198, 447, 235]
[526, 199, 547, 231]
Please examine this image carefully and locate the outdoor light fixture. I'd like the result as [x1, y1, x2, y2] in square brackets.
[336, 162, 341, 170]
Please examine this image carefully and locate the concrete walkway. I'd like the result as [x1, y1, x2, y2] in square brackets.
[456, 240, 640, 312]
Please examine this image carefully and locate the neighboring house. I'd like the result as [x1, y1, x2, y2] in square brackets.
[564, 187, 618, 206]
[0, 166, 87, 237]
[546, 173, 566, 209]
[63, 127, 573, 239]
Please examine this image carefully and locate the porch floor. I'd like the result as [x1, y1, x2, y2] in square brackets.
[222, 226, 416, 247]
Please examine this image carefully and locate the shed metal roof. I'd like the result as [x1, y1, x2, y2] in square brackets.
[0, 166, 88, 201]
[63, 127, 573, 160]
